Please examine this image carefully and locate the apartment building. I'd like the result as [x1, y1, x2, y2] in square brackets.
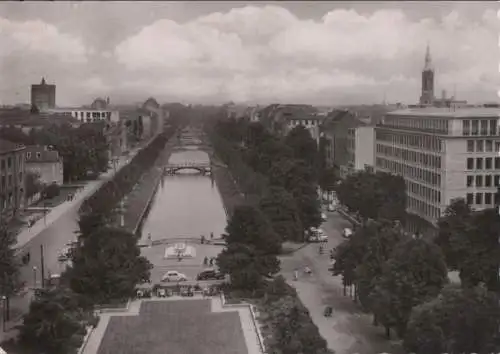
[0, 139, 26, 215]
[344, 126, 375, 177]
[48, 108, 120, 124]
[24, 146, 63, 185]
[375, 107, 500, 231]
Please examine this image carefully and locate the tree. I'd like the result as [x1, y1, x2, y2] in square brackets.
[0, 220, 20, 313]
[404, 284, 500, 354]
[284, 125, 319, 179]
[30, 104, 40, 114]
[42, 183, 60, 199]
[65, 227, 152, 305]
[435, 198, 473, 270]
[217, 243, 280, 291]
[354, 220, 405, 310]
[224, 205, 282, 254]
[291, 180, 322, 231]
[19, 288, 89, 354]
[370, 237, 448, 338]
[437, 199, 500, 291]
[318, 167, 338, 193]
[259, 186, 303, 242]
[336, 170, 406, 222]
[25, 171, 42, 201]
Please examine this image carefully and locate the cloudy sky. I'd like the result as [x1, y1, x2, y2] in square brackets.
[0, 1, 498, 106]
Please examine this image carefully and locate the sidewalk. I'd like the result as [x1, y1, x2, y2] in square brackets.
[1, 145, 145, 344]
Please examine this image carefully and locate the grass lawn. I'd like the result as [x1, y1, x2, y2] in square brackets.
[97, 300, 249, 354]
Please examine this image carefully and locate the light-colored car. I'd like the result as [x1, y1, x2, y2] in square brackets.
[327, 204, 336, 212]
[342, 228, 353, 238]
[308, 227, 328, 242]
[321, 212, 327, 221]
[161, 270, 187, 282]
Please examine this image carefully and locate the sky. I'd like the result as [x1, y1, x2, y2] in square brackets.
[0, 1, 498, 106]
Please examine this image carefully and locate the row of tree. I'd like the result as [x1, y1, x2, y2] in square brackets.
[208, 117, 327, 242]
[332, 169, 500, 353]
[216, 205, 331, 353]
[209, 116, 332, 353]
[79, 126, 177, 229]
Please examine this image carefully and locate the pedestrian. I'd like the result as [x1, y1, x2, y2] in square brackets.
[203, 256, 208, 265]
[209, 258, 213, 266]
[210, 232, 214, 240]
[201, 235, 205, 244]
[293, 269, 298, 281]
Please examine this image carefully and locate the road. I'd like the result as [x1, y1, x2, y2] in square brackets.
[279, 211, 405, 354]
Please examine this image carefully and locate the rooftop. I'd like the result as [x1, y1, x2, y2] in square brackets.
[25, 146, 60, 163]
[387, 107, 500, 118]
[0, 139, 24, 154]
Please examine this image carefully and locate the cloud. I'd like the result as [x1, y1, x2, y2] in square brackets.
[0, 17, 89, 64]
[113, 5, 499, 104]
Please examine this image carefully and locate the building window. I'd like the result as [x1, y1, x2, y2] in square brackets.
[480, 120, 488, 135]
[485, 192, 492, 205]
[475, 175, 483, 187]
[466, 175, 474, 187]
[463, 120, 470, 136]
[471, 120, 479, 136]
[466, 193, 474, 204]
[495, 157, 500, 169]
[467, 158, 474, 170]
[476, 140, 484, 152]
[495, 175, 500, 186]
[475, 192, 483, 205]
[490, 119, 497, 135]
[485, 174, 492, 187]
[7, 157, 11, 168]
[467, 140, 474, 152]
[0, 160, 4, 170]
[86, 112, 91, 118]
[476, 157, 483, 169]
[486, 157, 492, 169]
[486, 140, 493, 152]
[26, 152, 31, 159]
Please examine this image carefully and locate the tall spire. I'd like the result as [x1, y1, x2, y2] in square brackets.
[424, 43, 433, 71]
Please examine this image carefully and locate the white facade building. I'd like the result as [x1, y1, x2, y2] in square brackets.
[345, 126, 375, 176]
[375, 107, 500, 228]
[47, 108, 120, 124]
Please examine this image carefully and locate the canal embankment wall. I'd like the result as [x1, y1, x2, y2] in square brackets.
[209, 155, 245, 221]
[121, 136, 178, 236]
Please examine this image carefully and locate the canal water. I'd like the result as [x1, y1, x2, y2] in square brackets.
[140, 149, 227, 243]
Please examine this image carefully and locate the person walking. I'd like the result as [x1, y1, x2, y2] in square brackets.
[293, 268, 299, 281]
[203, 256, 208, 266]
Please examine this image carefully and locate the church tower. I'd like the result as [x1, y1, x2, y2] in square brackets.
[419, 44, 434, 105]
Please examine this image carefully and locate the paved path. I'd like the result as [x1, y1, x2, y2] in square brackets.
[280, 211, 405, 354]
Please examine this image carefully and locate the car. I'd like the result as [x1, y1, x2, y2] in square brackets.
[161, 271, 187, 282]
[321, 212, 327, 221]
[308, 227, 328, 242]
[196, 269, 225, 281]
[327, 204, 336, 212]
[342, 228, 353, 238]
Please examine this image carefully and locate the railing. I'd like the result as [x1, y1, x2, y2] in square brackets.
[165, 162, 211, 168]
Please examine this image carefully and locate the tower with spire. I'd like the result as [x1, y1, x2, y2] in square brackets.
[419, 44, 435, 105]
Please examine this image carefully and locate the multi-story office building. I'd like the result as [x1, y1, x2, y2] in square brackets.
[0, 139, 26, 216]
[47, 108, 120, 124]
[375, 107, 500, 232]
[31, 77, 56, 111]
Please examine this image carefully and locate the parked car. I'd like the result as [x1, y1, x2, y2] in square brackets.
[196, 269, 225, 281]
[342, 228, 353, 238]
[308, 227, 328, 242]
[161, 271, 187, 282]
[321, 212, 327, 221]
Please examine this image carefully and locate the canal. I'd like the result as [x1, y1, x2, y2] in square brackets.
[138, 147, 228, 282]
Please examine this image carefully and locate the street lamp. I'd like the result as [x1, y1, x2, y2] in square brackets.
[1, 296, 6, 332]
[32, 266, 37, 288]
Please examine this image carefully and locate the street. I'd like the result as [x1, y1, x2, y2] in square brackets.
[279, 211, 404, 354]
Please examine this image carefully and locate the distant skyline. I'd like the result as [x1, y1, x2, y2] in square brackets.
[0, 1, 498, 106]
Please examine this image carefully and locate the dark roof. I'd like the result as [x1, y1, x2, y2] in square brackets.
[25, 146, 60, 163]
[0, 139, 24, 154]
[143, 98, 159, 109]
